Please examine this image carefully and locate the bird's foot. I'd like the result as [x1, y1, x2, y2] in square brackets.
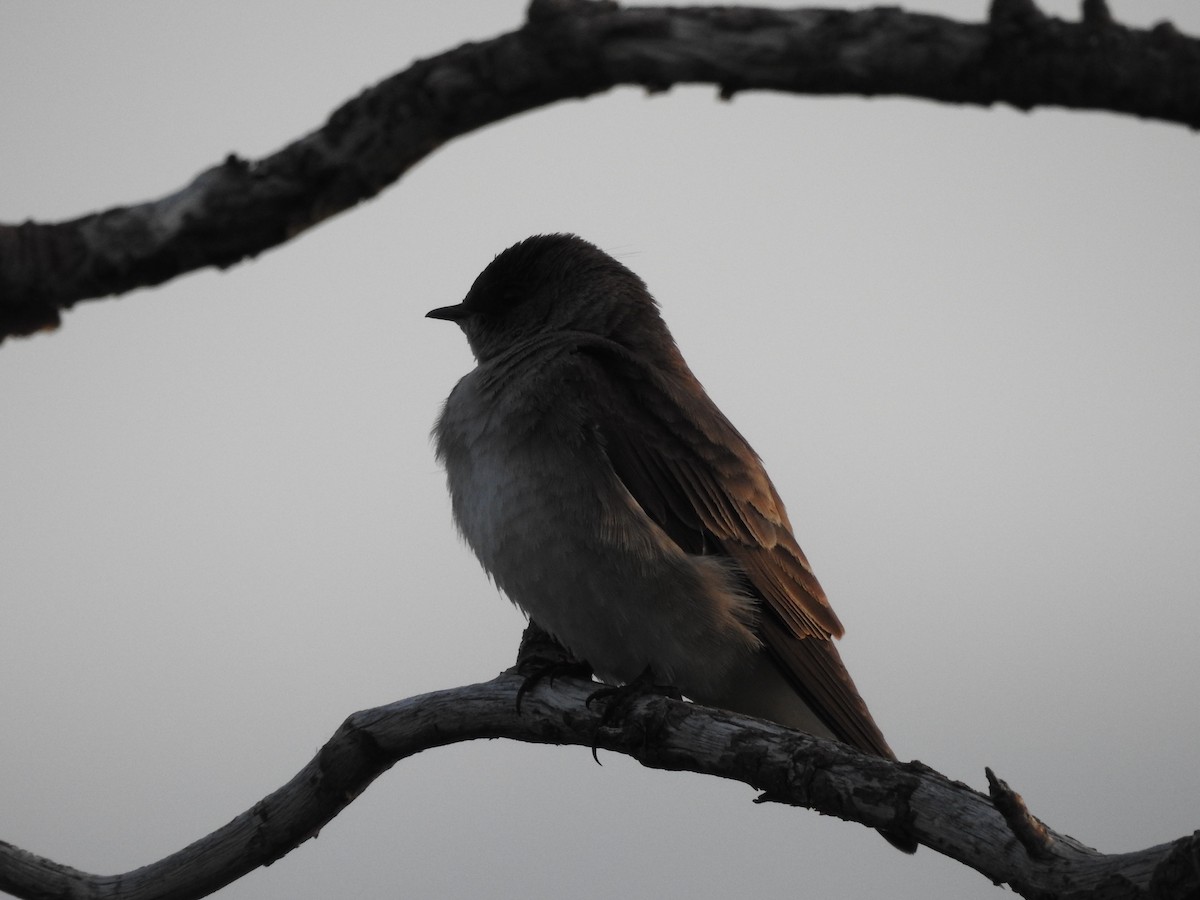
[585, 667, 682, 763]
[514, 622, 593, 713]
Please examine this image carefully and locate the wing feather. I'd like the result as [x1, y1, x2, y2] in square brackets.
[573, 335, 894, 758]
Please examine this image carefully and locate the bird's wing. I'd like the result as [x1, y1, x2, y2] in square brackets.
[574, 336, 894, 758]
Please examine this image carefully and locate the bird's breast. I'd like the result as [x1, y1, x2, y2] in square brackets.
[434, 368, 615, 589]
[433, 365, 759, 694]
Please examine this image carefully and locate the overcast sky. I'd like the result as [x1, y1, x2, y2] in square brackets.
[2, 2, 1199, 899]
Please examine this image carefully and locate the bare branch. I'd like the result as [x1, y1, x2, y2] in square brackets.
[0, 670, 1196, 900]
[1, 0, 1198, 341]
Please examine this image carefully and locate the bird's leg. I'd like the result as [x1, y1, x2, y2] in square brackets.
[585, 667, 683, 763]
[514, 621, 593, 713]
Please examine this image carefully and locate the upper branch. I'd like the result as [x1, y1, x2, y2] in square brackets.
[0, 670, 1196, 900]
[1, 0, 1197, 341]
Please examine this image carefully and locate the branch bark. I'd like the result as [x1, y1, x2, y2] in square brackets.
[0, 669, 1196, 900]
[1, 0, 1198, 341]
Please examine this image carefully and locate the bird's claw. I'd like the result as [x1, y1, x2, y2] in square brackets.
[515, 657, 594, 713]
[514, 621, 593, 713]
[585, 667, 681, 763]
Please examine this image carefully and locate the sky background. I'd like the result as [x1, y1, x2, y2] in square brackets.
[2, 2, 1198, 899]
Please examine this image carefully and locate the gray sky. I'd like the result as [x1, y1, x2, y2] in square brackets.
[2, 2, 1198, 899]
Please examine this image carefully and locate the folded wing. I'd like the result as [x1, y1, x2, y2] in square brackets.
[574, 336, 894, 759]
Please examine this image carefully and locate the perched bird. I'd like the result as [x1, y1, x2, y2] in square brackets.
[430, 235, 910, 847]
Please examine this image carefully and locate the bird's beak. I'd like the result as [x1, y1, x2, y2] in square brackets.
[426, 303, 470, 321]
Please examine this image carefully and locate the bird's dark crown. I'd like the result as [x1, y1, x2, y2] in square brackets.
[461, 234, 643, 316]
[443, 233, 678, 366]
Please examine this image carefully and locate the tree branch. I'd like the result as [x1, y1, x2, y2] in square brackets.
[2, 0, 1198, 341]
[0, 669, 1196, 900]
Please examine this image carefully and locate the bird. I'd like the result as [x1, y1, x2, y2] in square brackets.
[429, 234, 912, 850]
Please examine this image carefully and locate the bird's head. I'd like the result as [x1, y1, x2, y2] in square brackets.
[427, 234, 669, 363]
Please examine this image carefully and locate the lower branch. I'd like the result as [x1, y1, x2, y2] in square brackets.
[0, 670, 1195, 900]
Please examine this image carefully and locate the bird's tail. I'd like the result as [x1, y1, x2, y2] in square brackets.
[695, 648, 918, 854]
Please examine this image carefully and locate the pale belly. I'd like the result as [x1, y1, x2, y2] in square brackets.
[437, 400, 758, 695]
